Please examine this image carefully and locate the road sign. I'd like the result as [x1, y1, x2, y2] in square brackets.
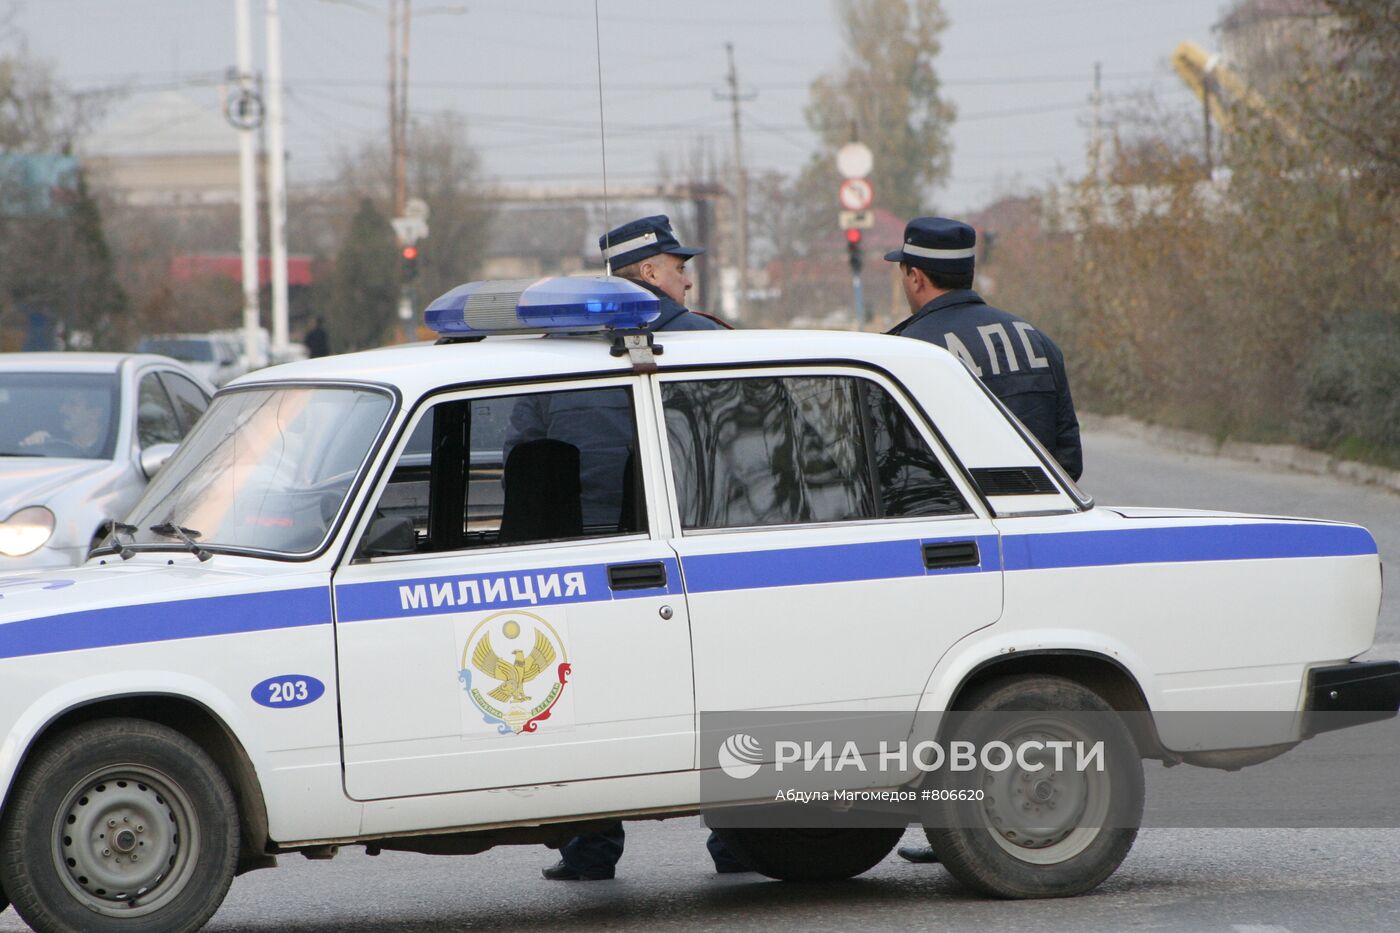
[836, 142, 873, 179]
[838, 177, 874, 211]
[404, 197, 430, 220]
[224, 89, 265, 131]
[391, 216, 429, 246]
[839, 210, 874, 230]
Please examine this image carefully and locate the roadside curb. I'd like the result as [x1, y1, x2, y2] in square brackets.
[1081, 413, 1400, 497]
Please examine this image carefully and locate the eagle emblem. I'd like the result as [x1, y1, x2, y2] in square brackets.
[471, 629, 556, 704]
[458, 610, 572, 735]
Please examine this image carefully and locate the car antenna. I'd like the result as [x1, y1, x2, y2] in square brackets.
[592, 0, 659, 373]
[593, 0, 612, 277]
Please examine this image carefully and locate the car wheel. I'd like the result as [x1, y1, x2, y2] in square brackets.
[923, 675, 1143, 899]
[0, 718, 239, 933]
[710, 824, 904, 882]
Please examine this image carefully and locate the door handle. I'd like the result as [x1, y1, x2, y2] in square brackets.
[608, 561, 668, 591]
[922, 540, 980, 570]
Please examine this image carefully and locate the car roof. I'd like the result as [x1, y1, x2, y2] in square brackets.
[228, 329, 969, 398]
[0, 352, 163, 374]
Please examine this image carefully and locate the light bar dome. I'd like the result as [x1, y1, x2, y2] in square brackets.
[424, 276, 660, 336]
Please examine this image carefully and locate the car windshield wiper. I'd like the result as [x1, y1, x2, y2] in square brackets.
[111, 521, 139, 560]
[148, 522, 212, 562]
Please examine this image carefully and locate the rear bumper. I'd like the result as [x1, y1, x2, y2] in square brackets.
[1302, 660, 1400, 736]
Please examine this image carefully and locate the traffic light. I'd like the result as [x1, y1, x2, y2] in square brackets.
[845, 227, 863, 275]
[401, 244, 419, 282]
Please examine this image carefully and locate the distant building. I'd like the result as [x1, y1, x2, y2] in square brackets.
[1217, 0, 1339, 86]
[479, 205, 592, 280]
[82, 91, 250, 207]
[169, 253, 315, 288]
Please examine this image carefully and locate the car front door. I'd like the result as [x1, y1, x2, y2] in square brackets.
[656, 366, 1003, 715]
[332, 377, 696, 800]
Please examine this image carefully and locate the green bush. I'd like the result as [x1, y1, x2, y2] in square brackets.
[1302, 311, 1400, 460]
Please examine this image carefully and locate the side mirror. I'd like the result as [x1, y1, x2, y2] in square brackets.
[139, 443, 179, 479]
[359, 515, 417, 557]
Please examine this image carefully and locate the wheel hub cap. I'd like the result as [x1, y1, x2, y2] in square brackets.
[60, 777, 178, 903]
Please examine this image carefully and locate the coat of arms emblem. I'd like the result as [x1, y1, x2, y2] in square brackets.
[458, 610, 572, 735]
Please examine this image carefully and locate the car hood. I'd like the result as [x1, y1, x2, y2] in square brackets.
[0, 557, 331, 659]
[0, 458, 113, 515]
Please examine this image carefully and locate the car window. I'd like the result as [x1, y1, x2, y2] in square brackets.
[0, 371, 119, 460]
[159, 371, 210, 433]
[126, 386, 393, 556]
[662, 374, 968, 531]
[137, 337, 215, 363]
[365, 384, 645, 556]
[137, 374, 183, 447]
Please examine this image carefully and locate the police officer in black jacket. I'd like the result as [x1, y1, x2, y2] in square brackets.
[885, 217, 1082, 480]
[505, 216, 724, 533]
[887, 218, 1081, 867]
[601, 214, 725, 332]
[534, 215, 746, 881]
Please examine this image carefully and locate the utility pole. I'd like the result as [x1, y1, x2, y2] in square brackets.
[1090, 61, 1102, 185]
[230, 0, 261, 370]
[388, 0, 415, 338]
[265, 0, 290, 357]
[394, 0, 411, 217]
[1202, 80, 1214, 176]
[717, 43, 754, 322]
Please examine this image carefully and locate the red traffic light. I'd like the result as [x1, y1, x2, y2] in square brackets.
[844, 228, 862, 244]
[402, 245, 419, 260]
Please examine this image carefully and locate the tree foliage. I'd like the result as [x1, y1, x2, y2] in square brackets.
[317, 113, 493, 341]
[994, 0, 1399, 465]
[323, 198, 399, 353]
[0, 43, 124, 348]
[804, 0, 955, 220]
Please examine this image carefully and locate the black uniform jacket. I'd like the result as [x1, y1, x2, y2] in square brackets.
[503, 284, 724, 526]
[889, 289, 1082, 480]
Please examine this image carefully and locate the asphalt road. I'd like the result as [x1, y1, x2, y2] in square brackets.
[3, 426, 1398, 932]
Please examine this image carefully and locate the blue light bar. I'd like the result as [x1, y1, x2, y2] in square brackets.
[424, 276, 660, 336]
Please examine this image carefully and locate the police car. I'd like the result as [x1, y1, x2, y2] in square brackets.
[0, 277, 1395, 931]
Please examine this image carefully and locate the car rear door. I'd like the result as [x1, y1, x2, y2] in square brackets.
[655, 365, 1003, 715]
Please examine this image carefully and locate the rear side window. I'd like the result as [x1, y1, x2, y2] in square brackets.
[662, 374, 967, 531]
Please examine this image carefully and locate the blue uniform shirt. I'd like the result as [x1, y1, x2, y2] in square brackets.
[890, 289, 1082, 480]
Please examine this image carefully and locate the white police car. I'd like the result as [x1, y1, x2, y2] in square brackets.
[0, 277, 1395, 931]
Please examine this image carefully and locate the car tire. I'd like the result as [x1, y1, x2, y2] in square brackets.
[710, 824, 904, 882]
[922, 675, 1143, 899]
[0, 718, 239, 933]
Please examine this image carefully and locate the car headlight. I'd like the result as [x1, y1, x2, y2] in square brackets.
[0, 506, 56, 557]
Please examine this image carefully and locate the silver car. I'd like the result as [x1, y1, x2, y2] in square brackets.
[0, 353, 213, 569]
[135, 333, 248, 386]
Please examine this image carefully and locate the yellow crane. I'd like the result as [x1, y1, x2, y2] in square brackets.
[1170, 39, 1301, 142]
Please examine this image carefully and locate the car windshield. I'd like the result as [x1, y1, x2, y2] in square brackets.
[138, 338, 215, 363]
[122, 385, 393, 556]
[0, 371, 119, 460]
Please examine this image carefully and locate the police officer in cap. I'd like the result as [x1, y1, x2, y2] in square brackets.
[536, 215, 745, 881]
[599, 214, 725, 330]
[885, 217, 1082, 481]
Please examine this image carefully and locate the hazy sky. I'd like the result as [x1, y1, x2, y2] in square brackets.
[14, 0, 1229, 214]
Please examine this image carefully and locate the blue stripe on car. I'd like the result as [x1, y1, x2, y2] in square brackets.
[678, 535, 1001, 594]
[0, 523, 1375, 658]
[1001, 522, 1376, 571]
[0, 587, 329, 660]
